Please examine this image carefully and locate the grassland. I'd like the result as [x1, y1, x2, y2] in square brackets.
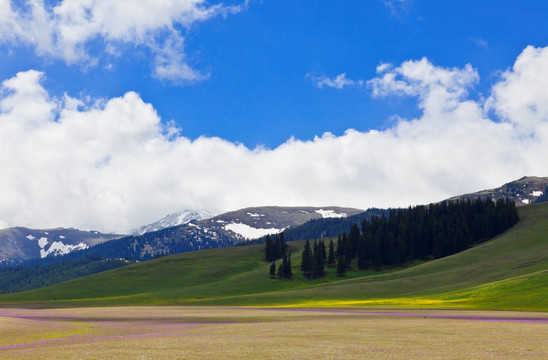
[1, 307, 547, 359]
[1, 202, 548, 310]
[1, 203, 548, 359]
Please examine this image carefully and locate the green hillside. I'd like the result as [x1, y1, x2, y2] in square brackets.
[1, 202, 548, 311]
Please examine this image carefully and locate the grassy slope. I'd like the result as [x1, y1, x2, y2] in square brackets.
[1, 203, 548, 310]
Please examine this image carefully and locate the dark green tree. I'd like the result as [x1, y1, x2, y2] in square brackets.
[277, 263, 284, 279]
[342, 232, 353, 266]
[336, 255, 346, 277]
[327, 240, 335, 266]
[318, 240, 327, 262]
[336, 234, 344, 257]
[301, 240, 312, 273]
[273, 235, 281, 259]
[348, 223, 360, 259]
[279, 231, 287, 257]
[265, 235, 274, 261]
[284, 254, 293, 278]
[269, 261, 276, 278]
[311, 243, 325, 278]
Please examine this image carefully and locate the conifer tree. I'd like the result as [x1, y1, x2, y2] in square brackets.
[319, 240, 327, 262]
[301, 240, 312, 273]
[269, 261, 276, 278]
[274, 235, 281, 259]
[265, 235, 274, 261]
[327, 240, 335, 266]
[279, 231, 286, 257]
[342, 232, 353, 266]
[284, 254, 293, 278]
[336, 234, 344, 258]
[312, 244, 325, 278]
[336, 255, 346, 277]
[348, 223, 360, 259]
[357, 232, 368, 270]
[277, 263, 284, 278]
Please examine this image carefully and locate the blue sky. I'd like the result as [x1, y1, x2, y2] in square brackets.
[1, 0, 548, 232]
[4, 0, 547, 147]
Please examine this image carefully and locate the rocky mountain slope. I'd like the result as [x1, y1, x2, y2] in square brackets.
[446, 176, 548, 206]
[207, 206, 363, 241]
[0, 227, 123, 264]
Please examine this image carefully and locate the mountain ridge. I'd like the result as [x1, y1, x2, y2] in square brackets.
[2, 175, 546, 264]
[0, 227, 123, 265]
[446, 176, 548, 206]
[130, 209, 219, 235]
[47, 206, 364, 262]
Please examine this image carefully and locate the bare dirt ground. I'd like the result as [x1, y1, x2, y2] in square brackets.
[1, 306, 547, 359]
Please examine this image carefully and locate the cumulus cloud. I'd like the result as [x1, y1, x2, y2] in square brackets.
[0, 0, 247, 82]
[309, 73, 364, 89]
[2, 46, 548, 233]
[369, 58, 480, 114]
[486, 46, 548, 135]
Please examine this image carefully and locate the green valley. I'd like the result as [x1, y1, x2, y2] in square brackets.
[1, 202, 548, 311]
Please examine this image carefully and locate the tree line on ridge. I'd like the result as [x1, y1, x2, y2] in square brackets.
[268, 198, 519, 279]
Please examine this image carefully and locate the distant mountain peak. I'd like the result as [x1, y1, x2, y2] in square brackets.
[131, 209, 219, 235]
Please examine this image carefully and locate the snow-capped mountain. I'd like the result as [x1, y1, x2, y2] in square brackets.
[131, 210, 219, 235]
[210, 206, 362, 241]
[74, 206, 365, 260]
[0, 227, 123, 263]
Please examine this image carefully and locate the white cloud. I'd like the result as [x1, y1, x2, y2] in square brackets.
[150, 33, 210, 82]
[486, 46, 548, 135]
[0, 0, 247, 82]
[472, 38, 489, 50]
[381, 0, 412, 16]
[309, 73, 364, 90]
[2, 46, 548, 233]
[369, 58, 480, 115]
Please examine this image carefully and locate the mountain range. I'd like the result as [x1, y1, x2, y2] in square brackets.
[58, 206, 365, 261]
[1, 176, 547, 264]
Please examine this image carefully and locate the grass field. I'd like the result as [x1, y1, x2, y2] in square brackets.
[1, 306, 547, 359]
[1, 202, 548, 310]
[2, 203, 548, 359]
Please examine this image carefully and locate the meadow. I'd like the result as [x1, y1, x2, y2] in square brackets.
[1, 306, 547, 359]
[1, 203, 548, 358]
[2, 202, 548, 310]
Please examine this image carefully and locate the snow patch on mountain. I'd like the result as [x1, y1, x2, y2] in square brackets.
[315, 209, 347, 218]
[40, 241, 88, 258]
[38, 237, 48, 248]
[247, 212, 264, 218]
[132, 210, 218, 235]
[27, 234, 90, 258]
[532, 191, 544, 197]
[224, 223, 284, 240]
